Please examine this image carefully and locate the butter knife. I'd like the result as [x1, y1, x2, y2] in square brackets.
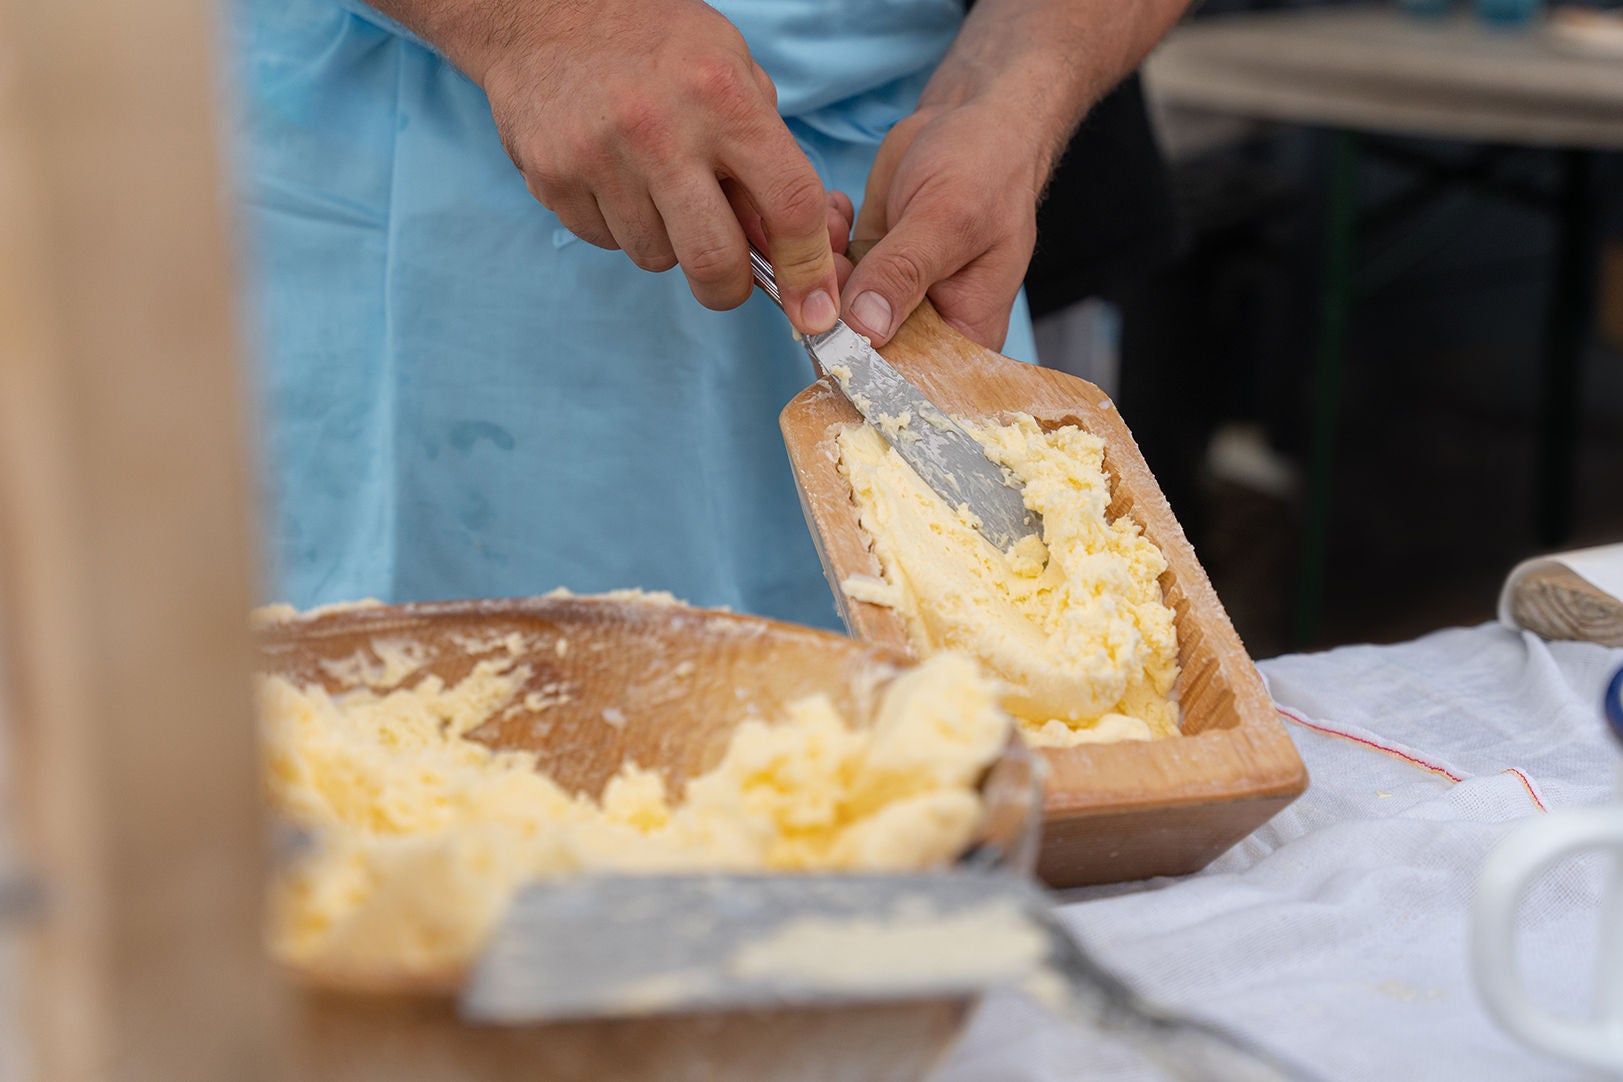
[464, 870, 1322, 1082]
[749, 246, 1039, 554]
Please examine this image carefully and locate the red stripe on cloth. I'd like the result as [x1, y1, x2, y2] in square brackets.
[1275, 706, 1550, 812]
[1502, 768, 1549, 813]
[1276, 706, 1464, 782]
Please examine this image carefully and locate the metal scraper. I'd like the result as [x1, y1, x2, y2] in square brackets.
[462, 870, 1321, 1082]
[748, 247, 1039, 555]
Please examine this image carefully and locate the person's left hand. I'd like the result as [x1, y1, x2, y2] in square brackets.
[840, 99, 1053, 352]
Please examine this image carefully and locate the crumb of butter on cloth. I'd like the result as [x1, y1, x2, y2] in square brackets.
[836, 414, 1180, 748]
[261, 649, 1010, 977]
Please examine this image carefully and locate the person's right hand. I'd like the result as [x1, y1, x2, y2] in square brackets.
[438, 0, 842, 335]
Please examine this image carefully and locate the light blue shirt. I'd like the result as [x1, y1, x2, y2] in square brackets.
[230, 0, 1036, 629]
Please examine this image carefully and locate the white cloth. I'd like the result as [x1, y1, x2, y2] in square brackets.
[941, 624, 1623, 1082]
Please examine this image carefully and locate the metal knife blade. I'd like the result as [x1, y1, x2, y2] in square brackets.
[461, 872, 1044, 1023]
[747, 246, 1039, 553]
[801, 321, 1038, 553]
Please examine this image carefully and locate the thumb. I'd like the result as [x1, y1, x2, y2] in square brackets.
[840, 209, 966, 347]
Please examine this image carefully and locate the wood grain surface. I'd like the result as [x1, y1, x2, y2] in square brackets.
[1507, 564, 1623, 648]
[0, 0, 280, 1077]
[780, 292, 1309, 887]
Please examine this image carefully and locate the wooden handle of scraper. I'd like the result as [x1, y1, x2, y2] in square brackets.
[1508, 565, 1623, 648]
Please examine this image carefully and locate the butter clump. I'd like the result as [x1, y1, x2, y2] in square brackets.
[263, 651, 1009, 977]
[836, 414, 1179, 746]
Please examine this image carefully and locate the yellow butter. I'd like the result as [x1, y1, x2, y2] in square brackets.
[836, 414, 1180, 747]
[262, 650, 1009, 976]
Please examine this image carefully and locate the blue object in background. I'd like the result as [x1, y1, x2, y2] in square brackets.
[1606, 664, 1623, 741]
[1477, 0, 1541, 26]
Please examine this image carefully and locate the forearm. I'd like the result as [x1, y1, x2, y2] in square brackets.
[922, 0, 1193, 182]
[364, 0, 532, 86]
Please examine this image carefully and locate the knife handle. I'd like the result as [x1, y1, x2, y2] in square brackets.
[748, 243, 826, 377]
[746, 245, 782, 308]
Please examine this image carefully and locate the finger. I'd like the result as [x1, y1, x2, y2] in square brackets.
[724, 128, 839, 335]
[730, 184, 849, 300]
[840, 199, 978, 346]
[750, 61, 778, 112]
[829, 189, 855, 226]
[528, 178, 618, 251]
[558, 197, 619, 251]
[653, 172, 753, 311]
[833, 252, 855, 293]
[926, 247, 1022, 350]
[826, 191, 853, 257]
[726, 180, 768, 254]
[598, 189, 677, 272]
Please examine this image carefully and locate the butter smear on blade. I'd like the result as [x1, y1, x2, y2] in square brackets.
[262, 650, 1009, 976]
[837, 414, 1180, 747]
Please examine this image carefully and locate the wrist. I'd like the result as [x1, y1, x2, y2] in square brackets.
[916, 56, 1089, 195]
[918, 0, 1191, 194]
[369, 0, 554, 88]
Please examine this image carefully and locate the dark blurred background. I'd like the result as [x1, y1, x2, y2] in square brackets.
[1030, 0, 1623, 658]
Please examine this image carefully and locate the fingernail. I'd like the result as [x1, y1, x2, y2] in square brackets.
[850, 292, 893, 338]
[803, 289, 838, 333]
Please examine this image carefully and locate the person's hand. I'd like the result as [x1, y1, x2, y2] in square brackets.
[446, 0, 844, 334]
[841, 100, 1050, 351]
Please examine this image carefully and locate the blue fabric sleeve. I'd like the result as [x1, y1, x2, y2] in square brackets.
[332, 0, 441, 56]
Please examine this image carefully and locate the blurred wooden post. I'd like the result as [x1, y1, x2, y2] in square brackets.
[0, 0, 284, 1079]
